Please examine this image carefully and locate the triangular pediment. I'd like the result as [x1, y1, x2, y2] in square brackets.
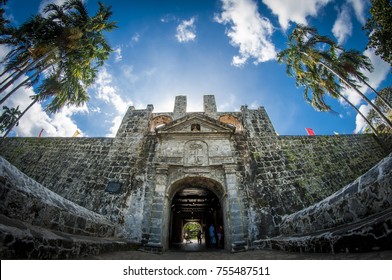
[156, 113, 235, 134]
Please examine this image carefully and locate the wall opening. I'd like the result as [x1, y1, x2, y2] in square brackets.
[149, 115, 173, 132]
[167, 177, 226, 251]
[218, 115, 243, 133]
[183, 222, 202, 243]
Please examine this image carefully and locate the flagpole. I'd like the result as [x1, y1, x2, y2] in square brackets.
[38, 128, 44, 138]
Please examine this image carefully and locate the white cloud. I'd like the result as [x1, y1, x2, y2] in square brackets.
[347, 0, 367, 25]
[3, 87, 86, 138]
[341, 48, 390, 133]
[354, 103, 371, 133]
[113, 47, 122, 62]
[93, 67, 133, 136]
[214, 0, 277, 67]
[105, 115, 122, 137]
[262, 0, 332, 30]
[362, 49, 391, 91]
[0, 45, 85, 138]
[176, 17, 197, 43]
[342, 48, 390, 106]
[132, 33, 140, 43]
[122, 65, 139, 83]
[332, 5, 353, 45]
[217, 94, 237, 111]
[39, 0, 68, 15]
[249, 101, 259, 109]
[90, 107, 101, 113]
[161, 14, 176, 23]
[94, 67, 132, 114]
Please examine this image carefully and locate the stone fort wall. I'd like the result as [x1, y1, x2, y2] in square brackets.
[0, 97, 390, 251]
[232, 106, 390, 242]
[0, 138, 114, 212]
[269, 153, 392, 253]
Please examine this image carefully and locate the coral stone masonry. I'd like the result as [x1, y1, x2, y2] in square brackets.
[0, 95, 391, 258]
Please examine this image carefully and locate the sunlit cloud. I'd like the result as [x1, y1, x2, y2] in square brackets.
[354, 103, 371, 133]
[262, 0, 332, 30]
[342, 48, 390, 106]
[0, 45, 85, 138]
[131, 33, 140, 43]
[176, 17, 197, 43]
[92, 67, 133, 136]
[347, 0, 368, 25]
[332, 5, 353, 45]
[215, 0, 277, 67]
[113, 47, 122, 63]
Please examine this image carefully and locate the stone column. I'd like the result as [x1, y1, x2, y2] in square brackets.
[224, 164, 248, 252]
[142, 165, 168, 252]
[173, 95, 187, 120]
[204, 95, 217, 119]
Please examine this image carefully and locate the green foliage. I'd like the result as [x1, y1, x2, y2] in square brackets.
[0, 0, 117, 142]
[183, 222, 201, 239]
[0, 0, 8, 32]
[364, 0, 392, 67]
[277, 24, 392, 132]
[251, 151, 260, 160]
[0, 0, 117, 110]
[0, 106, 21, 134]
[256, 198, 269, 208]
[364, 87, 392, 133]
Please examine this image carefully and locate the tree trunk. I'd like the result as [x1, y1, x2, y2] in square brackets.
[0, 76, 31, 105]
[299, 50, 392, 128]
[0, 98, 38, 145]
[0, 48, 57, 94]
[0, 63, 51, 105]
[336, 90, 379, 136]
[359, 78, 392, 111]
[0, 59, 30, 83]
[316, 58, 392, 129]
[0, 69, 18, 86]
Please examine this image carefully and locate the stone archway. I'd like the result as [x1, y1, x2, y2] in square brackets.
[169, 187, 224, 250]
[163, 176, 229, 251]
[145, 164, 248, 253]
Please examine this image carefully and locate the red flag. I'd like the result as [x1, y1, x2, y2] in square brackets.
[305, 128, 315, 136]
[38, 128, 44, 138]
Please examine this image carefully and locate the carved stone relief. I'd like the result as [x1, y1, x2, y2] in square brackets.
[184, 140, 208, 166]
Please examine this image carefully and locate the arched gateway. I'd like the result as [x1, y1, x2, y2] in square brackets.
[143, 169, 248, 252]
[167, 176, 226, 250]
[140, 96, 249, 252]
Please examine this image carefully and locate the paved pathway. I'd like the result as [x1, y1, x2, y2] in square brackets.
[83, 240, 392, 260]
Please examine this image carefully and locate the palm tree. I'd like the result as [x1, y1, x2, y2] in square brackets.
[0, 105, 21, 134]
[0, 0, 8, 31]
[0, 61, 92, 142]
[0, 0, 116, 143]
[277, 24, 392, 130]
[0, 100, 36, 142]
[336, 49, 391, 111]
[0, 0, 116, 103]
[292, 58, 380, 135]
[364, 87, 392, 133]
[0, 15, 60, 96]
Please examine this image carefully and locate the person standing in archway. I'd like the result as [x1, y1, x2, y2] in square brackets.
[209, 224, 216, 248]
[217, 225, 223, 248]
[197, 230, 202, 244]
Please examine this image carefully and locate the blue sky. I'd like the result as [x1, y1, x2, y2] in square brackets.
[1, 0, 390, 137]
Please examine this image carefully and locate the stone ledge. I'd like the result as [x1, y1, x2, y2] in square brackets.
[0, 156, 114, 237]
[280, 152, 392, 235]
[253, 208, 392, 253]
[0, 214, 138, 259]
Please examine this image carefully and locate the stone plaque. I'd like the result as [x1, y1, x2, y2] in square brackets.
[105, 182, 122, 194]
[184, 140, 208, 166]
